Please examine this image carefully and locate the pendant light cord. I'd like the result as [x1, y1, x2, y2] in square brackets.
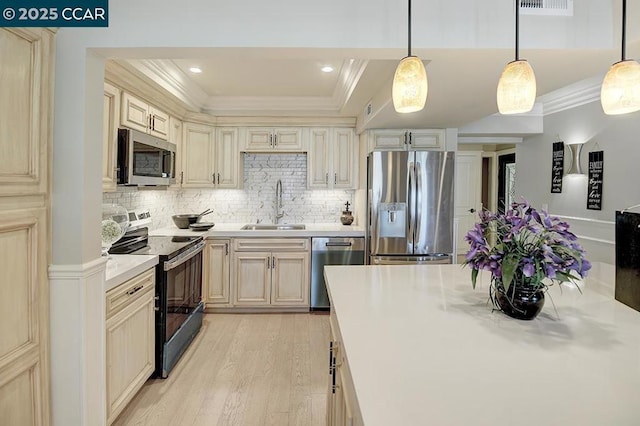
[515, 0, 520, 61]
[621, 0, 626, 61]
[407, 0, 412, 57]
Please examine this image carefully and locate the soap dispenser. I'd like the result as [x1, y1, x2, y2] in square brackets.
[340, 201, 354, 225]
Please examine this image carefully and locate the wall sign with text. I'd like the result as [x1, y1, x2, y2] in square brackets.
[587, 151, 604, 210]
[551, 141, 564, 193]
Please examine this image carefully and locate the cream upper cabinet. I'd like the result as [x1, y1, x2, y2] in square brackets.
[103, 82, 120, 192]
[105, 268, 155, 425]
[232, 238, 310, 308]
[245, 127, 303, 151]
[181, 123, 241, 189]
[121, 92, 170, 140]
[203, 239, 231, 306]
[168, 116, 183, 187]
[368, 129, 445, 152]
[215, 127, 241, 188]
[308, 128, 357, 189]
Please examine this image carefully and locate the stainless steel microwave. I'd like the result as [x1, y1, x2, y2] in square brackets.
[117, 128, 176, 186]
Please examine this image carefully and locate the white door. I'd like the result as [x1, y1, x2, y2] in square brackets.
[455, 152, 482, 259]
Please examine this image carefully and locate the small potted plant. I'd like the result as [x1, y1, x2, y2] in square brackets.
[464, 201, 591, 320]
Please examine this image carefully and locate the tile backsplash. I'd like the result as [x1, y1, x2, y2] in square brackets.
[103, 153, 355, 230]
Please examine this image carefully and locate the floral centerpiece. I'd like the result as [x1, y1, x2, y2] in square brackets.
[464, 201, 591, 320]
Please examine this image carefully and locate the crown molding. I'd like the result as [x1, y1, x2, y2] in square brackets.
[332, 59, 369, 112]
[539, 76, 603, 116]
[124, 59, 209, 111]
[458, 136, 523, 144]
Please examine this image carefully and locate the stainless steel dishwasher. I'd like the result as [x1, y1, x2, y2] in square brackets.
[311, 237, 365, 311]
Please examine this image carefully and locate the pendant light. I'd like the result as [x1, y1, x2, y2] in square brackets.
[392, 0, 428, 113]
[497, 0, 537, 115]
[601, 0, 640, 115]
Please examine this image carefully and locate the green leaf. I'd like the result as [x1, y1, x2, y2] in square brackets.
[471, 268, 479, 289]
[501, 254, 517, 292]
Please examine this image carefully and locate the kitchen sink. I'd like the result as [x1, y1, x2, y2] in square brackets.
[241, 224, 306, 230]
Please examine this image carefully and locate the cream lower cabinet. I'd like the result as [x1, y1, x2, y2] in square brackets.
[232, 238, 310, 307]
[203, 239, 231, 306]
[327, 309, 363, 426]
[105, 268, 156, 425]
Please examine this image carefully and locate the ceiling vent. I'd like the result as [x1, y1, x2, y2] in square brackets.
[519, 0, 573, 16]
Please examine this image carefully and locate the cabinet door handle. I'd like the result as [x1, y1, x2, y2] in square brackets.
[334, 173, 337, 185]
[274, 134, 277, 147]
[151, 115, 156, 130]
[127, 285, 144, 296]
[272, 256, 276, 269]
[267, 256, 271, 269]
[225, 243, 229, 256]
[325, 173, 328, 185]
[404, 131, 408, 145]
[217, 173, 221, 185]
[212, 173, 215, 184]
[409, 131, 412, 145]
[180, 171, 184, 185]
[269, 134, 273, 147]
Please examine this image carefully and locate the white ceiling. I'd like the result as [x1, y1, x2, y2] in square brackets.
[119, 3, 640, 133]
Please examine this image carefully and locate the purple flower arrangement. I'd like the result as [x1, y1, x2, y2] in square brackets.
[464, 201, 591, 292]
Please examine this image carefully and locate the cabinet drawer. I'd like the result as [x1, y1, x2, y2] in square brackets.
[234, 238, 309, 252]
[106, 268, 155, 319]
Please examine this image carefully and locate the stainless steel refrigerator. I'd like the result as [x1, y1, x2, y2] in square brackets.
[367, 150, 455, 264]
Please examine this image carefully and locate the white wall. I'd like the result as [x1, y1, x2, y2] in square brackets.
[516, 100, 640, 264]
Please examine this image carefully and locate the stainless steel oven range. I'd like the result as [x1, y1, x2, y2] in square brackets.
[111, 228, 205, 378]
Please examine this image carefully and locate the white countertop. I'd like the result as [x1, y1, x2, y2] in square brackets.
[324, 263, 640, 426]
[151, 222, 365, 238]
[104, 254, 159, 292]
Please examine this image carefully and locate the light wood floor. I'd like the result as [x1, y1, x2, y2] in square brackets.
[113, 313, 330, 426]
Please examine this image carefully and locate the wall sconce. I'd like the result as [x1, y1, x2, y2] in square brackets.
[566, 143, 584, 175]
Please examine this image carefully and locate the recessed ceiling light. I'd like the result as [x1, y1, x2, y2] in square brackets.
[321, 66, 334, 73]
[189, 67, 202, 74]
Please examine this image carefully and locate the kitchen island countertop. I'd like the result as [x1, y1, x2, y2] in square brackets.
[325, 263, 640, 426]
[151, 222, 365, 238]
[105, 254, 158, 292]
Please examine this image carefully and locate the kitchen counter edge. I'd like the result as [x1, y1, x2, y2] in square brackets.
[105, 254, 159, 292]
[151, 223, 365, 238]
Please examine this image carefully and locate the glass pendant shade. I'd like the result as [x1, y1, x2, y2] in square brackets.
[601, 60, 640, 115]
[497, 60, 537, 114]
[392, 56, 428, 113]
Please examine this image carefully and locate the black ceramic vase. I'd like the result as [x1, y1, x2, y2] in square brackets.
[494, 282, 545, 320]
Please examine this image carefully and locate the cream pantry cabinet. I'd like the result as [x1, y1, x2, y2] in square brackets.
[203, 239, 231, 306]
[245, 127, 304, 151]
[0, 27, 54, 426]
[308, 128, 358, 189]
[181, 123, 241, 189]
[232, 238, 310, 307]
[105, 268, 155, 425]
[103, 82, 120, 192]
[368, 129, 444, 151]
[121, 92, 170, 140]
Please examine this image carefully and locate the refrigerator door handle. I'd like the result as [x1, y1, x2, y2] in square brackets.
[414, 161, 423, 249]
[408, 160, 415, 248]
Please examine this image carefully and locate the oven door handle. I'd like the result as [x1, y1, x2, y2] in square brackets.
[164, 241, 205, 271]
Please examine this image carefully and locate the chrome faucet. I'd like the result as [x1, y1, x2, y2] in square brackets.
[275, 179, 284, 223]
